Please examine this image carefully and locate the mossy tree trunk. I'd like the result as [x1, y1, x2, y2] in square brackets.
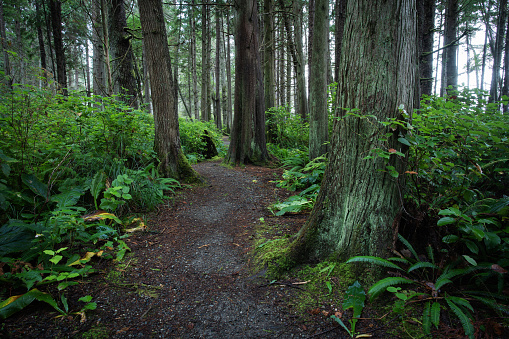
[288, 0, 418, 263]
[138, 0, 199, 182]
[226, 0, 268, 165]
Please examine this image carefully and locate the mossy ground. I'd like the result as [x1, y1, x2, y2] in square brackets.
[81, 325, 109, 339]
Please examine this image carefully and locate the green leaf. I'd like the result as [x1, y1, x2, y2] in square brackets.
[79, 295, 93, 303]
[21, 173, 47, 199]
[398, 137, 411, 146]
[423, 301, 431, 334]
[437, 217, 456, 226]
[368, 277, 415, 301]
[398, 234, 419, 260]
[407, 261, 438, 273]
[445, 296, 474, 339]
[0, 289, 64, 320]
[462, 255, 477, 266]
[331, 315, 352, 337]
[346, 256, 404, 271]
[51, 188, 83, 208]
[431, 302, 441, 328]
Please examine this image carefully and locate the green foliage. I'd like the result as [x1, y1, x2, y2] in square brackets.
[0, 85, 180, 320]
[347, 235, 507, 338]
[270, 155, 326, 215]
[331, 281, 366, 337]
[179, 118, 223, 162]
[266, 106, 309, 149]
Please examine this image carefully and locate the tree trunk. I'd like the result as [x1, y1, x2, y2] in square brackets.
[441, 0, 458, 96]
[92, 0, 106, 98]
[308, 0, 329, 160]
[225, 7, 233, 133]
[35, 0, 48, 85]
[142, 42, 152, 113]
[264, 0, 276, 142]
[226, 0, 268, 165]
[201, 1, 210, 121]
[490, 0, 507, 103]
[333, 0, 346, 84]
[49, 0, 67, 95]
[190, 0, 199, 120]
[288, 0, 417, 263]
[0, 0, 12, 88]
[138, 0, 199, 182]
[502, 10, 509, 112]
[109, 0, 138, 108]
[417, 0, 435, 97]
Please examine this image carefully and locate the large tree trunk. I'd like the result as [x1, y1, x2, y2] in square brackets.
[288, 0, 417, 262]
[109, 0, 138, 108]
[308, 0, 329, 160]
[92, 0, 106, 98]
[190, 0, 199, 120]
[264, 0, 276, 143]
[225, 7, 233, 133]
[226, 0, 268, 165]
[49, 0, 67, 95]
[138, 0, 198, 182]
[214, 7, 222, 130]
[0, 0, 12, 89]
[490, 0, 507, 103]
[201, 1, 210, 121]
[333, 0, 346, 84]
[417, 0, 435, 97]
[441, 0, 458, 96]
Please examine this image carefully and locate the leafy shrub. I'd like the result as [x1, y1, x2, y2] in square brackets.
[266, 105, 308, 149]
[179, 118, 223, 162]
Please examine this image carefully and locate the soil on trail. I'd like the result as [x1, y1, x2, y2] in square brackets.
[3, 160, 333, 338]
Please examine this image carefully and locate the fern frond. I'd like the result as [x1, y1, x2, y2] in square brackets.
[445, 296, 474, 339]
[368, 277, 415, 301]
[408, 261, 438, 273]
[467, 294, 509, 315]
[435, 269, 466, 290]
[346, 256, 404, 271]
[431, 301, 441, 328]
[398, 234, 419, 260]
[422, 301, 431, 335]
[388, 257, 411, 265]
[426, 245, 435, 265]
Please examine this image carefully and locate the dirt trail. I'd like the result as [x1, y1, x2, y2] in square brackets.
[3, 160, 315, 338]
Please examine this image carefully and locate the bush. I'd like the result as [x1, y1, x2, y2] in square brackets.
[178, 118, 223, 162]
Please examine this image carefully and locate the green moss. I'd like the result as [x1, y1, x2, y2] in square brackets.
[176, 151, 202, 184]
[81, 325, 109, 339]
[106, 254, 137, 284]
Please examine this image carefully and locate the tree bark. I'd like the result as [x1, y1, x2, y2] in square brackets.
[490, 0, 507, 103]
[108, 0, 138, 108]
[441, 0, 458, 96]
[288, 0, 417, 263]
[138, 0, 198, 182]
[417, 0, 435, 97]
[0, 0, 12, 88]
[226, 0, 268, 165]
[333, 0, 346, 84]
[190, 0, 199, 119]
[264, 0, 276, 142]
[214, 6, 222, 130]
[92, 0, 107, 98]
[49, 0, 67, 95]
[201, 1, 210, 121]
[308, 0, 329, 160]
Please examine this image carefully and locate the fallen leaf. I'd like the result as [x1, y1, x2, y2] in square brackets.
[187, 323, 194, 329]
[491, 264, 507, 274]
[309, 308, 321, 315]
[322, 310, 330, 316]
[405, 171, 418, 174]
[388, 148, 397, 153]
[334, 311, 342, 318]
[198, 244, 210, 249]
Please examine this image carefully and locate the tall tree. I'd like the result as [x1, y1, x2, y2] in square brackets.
[333, 0, 346, 83]
[109, 0, 138, 108]
[201, 1, 210, 121]
[0, 0, 12, 88]
[138, 0, 198, 181]
[287, 0, 417, 262]
[92, 0, 106, 97]
[49, 0, 67, 94]
[441, 0, 459, 96]
[190, 0, 199, 119]
[264, 0, 276, 142]
[308, 0, 329, 160]
[226, 0, 268, 165]
[417, 0, 435, 97]
[490, 0, 507, 103]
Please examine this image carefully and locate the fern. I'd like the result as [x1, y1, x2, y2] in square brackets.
[426, 245, 435, 266]
[387, 257, 411, 265]
[431, 301, 441, 328]
[435, 269, 465, 290]
[407, 261, 438, 273]
[445, 296, 475, 339]
[368, 277, 415, 301]
[397, 234, 419, 260]
[346, 256, 404, 271]
[422, 301, 431, 334]
[466, 294, 509, 315]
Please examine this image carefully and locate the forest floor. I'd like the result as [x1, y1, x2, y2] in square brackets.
[2, 158, 376, 338]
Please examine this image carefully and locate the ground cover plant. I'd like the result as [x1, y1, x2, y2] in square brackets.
[0, 85, 221, 320]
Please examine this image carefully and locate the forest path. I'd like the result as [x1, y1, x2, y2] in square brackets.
[3, 159, 324, 338]
[93, 160, 309, 338]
